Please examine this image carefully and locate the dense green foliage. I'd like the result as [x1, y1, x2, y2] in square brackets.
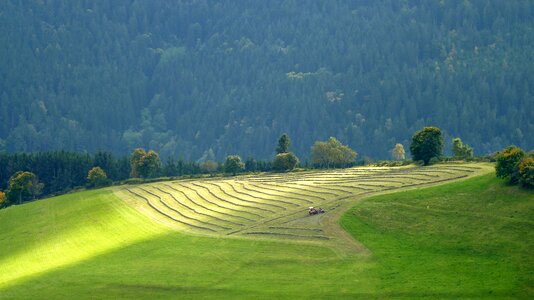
[495, 145, 525, 183]
[410, 126, 444, 165]
[272, 152, 299, 172]
[86, 167, 110, 188]
[224, 155, 244, 175]
[310, 137, 357, 168]
[452, 137, 474, 158]
[275, 134, 291, 154]
[518, 157, 534, 187]
[0, 1, 532, 160]
[5, 171, 43, 205]
[341, 174, 534, 298]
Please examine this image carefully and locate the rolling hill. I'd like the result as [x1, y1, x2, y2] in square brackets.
[0, 163, 532, 299]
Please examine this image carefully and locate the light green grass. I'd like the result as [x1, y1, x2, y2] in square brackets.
[0, 188, 374, 299]
[341, 174, 534, 298]
[0, 166, 531, 298]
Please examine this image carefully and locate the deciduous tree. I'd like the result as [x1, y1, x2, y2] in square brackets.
[130, 148, 146, 178]
[311, 137, 357, 168]
[391, 143, 405, 160]
[410, 127, 443, 165]
[495, 146, 525, 183]
[6, 171, 43, 205]
[452, 138, 473, 158]
[87, 166, 111, 188]
[273, 152, 299, 172]
[224, 155, 244, 175]
[138, 150, 162, 178]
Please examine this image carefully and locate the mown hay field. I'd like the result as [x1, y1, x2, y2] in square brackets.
[116, 164, 492, 250]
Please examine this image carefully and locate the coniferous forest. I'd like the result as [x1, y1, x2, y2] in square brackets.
[0, 0, 532, 161]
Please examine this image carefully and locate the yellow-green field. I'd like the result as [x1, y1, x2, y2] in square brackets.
[117, 164, 491, 250]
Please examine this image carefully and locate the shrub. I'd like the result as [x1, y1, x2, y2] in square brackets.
[518, 157, 534, 188]
[495, 146, 525, 183]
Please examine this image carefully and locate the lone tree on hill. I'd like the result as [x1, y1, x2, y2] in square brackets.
[311, 137, 357, 168]
[452, 138, 473, 159]
[276, 133, 291, 154]
[6, 171, 43, 205]
[391, 143, 406, 160]
[273, 152, 300, 172]
[495, 146, 525, 183]
[224, 155, 244, 175]
[87, 166, 111, 188]
[409, 127, 443, 165]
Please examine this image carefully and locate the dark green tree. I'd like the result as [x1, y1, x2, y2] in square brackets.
[273, 152, 300, 172]
[276, 134, 291, 154]
[410, 127, 444, 165]
[495, 146, 525, 183]
[224, 155, 244, 175]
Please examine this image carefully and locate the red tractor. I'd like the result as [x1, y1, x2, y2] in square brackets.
[308, 207, 325, 216]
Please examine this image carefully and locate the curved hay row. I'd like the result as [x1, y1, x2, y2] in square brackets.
[246, 182, 327, 201]
[138, 187, 231, 230]
[162, 183, 256, 222]
[125, 188, 216, 232]
[151, 185, 244, 227]
[293, 182, 353, 195]
[233, 182, 313, 205]
[174, 182, 265, 219]
[220, 181, 301, 207]
[189, 182, 280, 212]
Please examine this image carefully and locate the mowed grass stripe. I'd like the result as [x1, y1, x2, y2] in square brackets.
[191, 182, 282, 212]
[138, 187, 231, 231]
[153, 185, 245, 227]
[221, 181, 301, 207]
[174, 182, 264, 219]
[233, 182, 313, 205]
[248, 182, 328, 200]
[162, 183, 255, 222]
[125, 188, 216, 232]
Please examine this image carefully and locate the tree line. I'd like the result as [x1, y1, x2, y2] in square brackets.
[1, 126, 509, 209]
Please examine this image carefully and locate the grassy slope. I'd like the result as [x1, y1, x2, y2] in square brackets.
[341, 174, 534, 299]
[0, 189, 374, 299]
[0, 171, 531, 299]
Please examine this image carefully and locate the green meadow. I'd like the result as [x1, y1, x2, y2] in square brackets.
[0, 165, 532, 299]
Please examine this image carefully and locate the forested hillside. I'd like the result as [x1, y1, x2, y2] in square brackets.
[0, 0, 532, 160]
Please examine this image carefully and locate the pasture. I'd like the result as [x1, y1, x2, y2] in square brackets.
[1, 163, 531, 298]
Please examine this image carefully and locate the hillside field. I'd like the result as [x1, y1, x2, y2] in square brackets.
[0, 163, 532, 298]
